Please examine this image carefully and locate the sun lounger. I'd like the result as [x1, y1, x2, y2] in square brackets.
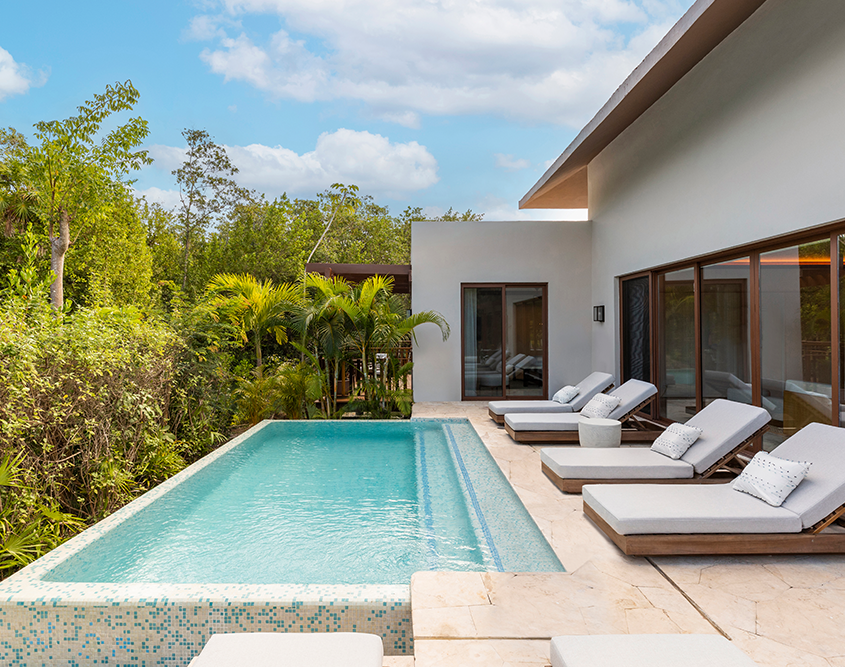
[487, 372, 615, 424]
[582, 422, 845, 555]
[189, 632, 383, 667]
[541, 399, 770, 493]
[550, 634, 758, 667]
[504, 379, 658, 443]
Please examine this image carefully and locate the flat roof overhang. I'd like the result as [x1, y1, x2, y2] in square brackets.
[520, 0, 768, 210]
[305, 263, 412, 294]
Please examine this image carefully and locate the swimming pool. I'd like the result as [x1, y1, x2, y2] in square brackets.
[0, 419, 561, 664]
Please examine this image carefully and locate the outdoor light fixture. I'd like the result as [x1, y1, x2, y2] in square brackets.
[593, 305, 605, 322]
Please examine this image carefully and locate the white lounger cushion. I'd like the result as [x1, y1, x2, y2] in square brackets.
[506, 378, 656, 432]
[679, 399, 771, 474]
[583, 483, 802, 534]
[542, 447, 694, 479]
[488, 372, 613, 416]
[190, 632, 383, 667]
[550, 634, 758, 667]
[774, 422, 845, 528]
[489, 400, 575, 416]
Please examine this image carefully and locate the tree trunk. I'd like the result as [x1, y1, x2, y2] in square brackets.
[255, 330, 263, 369]
[49, 210, 71, 310]
[181, 227, 190, 292]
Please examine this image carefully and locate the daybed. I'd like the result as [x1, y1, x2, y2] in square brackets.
[541, 399, 770, 493]
[189, 632, 383, 667]
[504, 379, 658, 443]
[582, 422, 845, 555]
[550, 634, 758, 667]
[487, 371, 614, 424]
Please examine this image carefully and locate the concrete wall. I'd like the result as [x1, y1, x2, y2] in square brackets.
[411, 221, 593, 402]
[588, 0, 845, 376]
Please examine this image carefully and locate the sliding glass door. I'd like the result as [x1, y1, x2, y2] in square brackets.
[462, 284, 547, 399]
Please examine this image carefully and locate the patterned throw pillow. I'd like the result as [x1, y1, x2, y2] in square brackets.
[579, 393, 622, 419]
[732, 452, 811, 506]
[650, 422, 703, 460]
[552, 385, 580, 404]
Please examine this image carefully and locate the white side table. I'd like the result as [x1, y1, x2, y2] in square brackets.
[578, 417, 622, 447]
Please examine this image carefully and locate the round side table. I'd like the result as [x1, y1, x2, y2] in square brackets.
[578, 417, 622, 447]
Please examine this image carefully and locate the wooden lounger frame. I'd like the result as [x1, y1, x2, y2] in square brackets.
[504, 396, 660, 443]
[542, 424, 769, 494]
[488, 381, 616, 425]
[583, 501, 845, 556]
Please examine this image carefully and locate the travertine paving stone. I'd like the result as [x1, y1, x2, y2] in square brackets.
[412, 402, 845, 667]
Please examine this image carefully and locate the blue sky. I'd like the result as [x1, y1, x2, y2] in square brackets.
[0, 0, 693, 220]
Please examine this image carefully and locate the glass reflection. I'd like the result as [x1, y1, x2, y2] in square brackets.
[463, 287, 503, 398]
[658, 268, 695, 422]
[702, 258, 751, 408]
[505, 286, 544, 397]
[760, 240, 832, 449]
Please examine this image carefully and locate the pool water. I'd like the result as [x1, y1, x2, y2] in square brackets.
[44, 420, 562, 585]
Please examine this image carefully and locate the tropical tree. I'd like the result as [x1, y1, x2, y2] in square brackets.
[206, 272, 301, 368]
[12, 81, 151, 310]
[174, 129, 245, 295]
[339, 275, 450, 416]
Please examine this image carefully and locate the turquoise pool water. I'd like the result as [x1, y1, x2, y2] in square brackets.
[44, 420, 562, 585]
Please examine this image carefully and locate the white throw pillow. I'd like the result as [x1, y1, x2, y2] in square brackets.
[732, 451, 811, 506]
[552, 385, 580, 404]
[650, 422, 703, 460]
[580, 393, 622, 419]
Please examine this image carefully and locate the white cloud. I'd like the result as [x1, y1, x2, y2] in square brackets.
[146, 128, 438, 199]
[193, 0, 690, 126]
[0, 47, 45, 101]
[494, 153, 531, 171]
[134, 186, 183, 210]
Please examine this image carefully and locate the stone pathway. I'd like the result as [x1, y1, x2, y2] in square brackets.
[405, 402, 845, 667]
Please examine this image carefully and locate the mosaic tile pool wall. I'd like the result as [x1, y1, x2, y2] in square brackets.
[0, 418, 560, 665]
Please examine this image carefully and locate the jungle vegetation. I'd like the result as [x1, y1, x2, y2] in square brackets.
[0, 82, 475, 579]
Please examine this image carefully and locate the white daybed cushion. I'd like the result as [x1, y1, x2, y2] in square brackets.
[579, 393, 621, 419]
[772, 422, 845, 528]
[568, 372, 614, 411]
[506, 412, 582, 432]
[488, 400, 574, 416]
[583, 483, 802, 535]
[541, 447, 694, 480]
[550, 634, 759, 667]
[680, 399, 771, 474]
[650, 422, 702, 459]
[553, 385, 580, 404]
[732, 451, 810, 506]
[505, 379, 656, 432]
[191, 633, 383, 667]
[605, 379, 657, 420]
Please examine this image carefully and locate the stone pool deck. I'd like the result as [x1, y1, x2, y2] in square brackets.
[394, 401, 845, 667]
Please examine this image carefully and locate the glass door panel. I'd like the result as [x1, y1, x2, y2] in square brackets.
[702, 258, 751, 408]
[760, 240, 832, 449]
[657, 268, 695, 422]
[622, 276, 651, 382]
[463, 287, 503, 398]
[505, 286, 544, 397]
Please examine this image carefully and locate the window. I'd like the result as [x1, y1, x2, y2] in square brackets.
[619, 225, 845, 446]
[461, 284, 547, 400]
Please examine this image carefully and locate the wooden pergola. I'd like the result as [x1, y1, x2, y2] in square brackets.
[304, 263, 412, 294]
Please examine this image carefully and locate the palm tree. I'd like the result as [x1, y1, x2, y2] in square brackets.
[339, 275, 449, 415]
[206, 273, 301, 368]
[287, 273, 353, 416]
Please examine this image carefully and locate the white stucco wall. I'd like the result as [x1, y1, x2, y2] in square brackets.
[588, 0, 845, 376]
[411, 221, 593, 402]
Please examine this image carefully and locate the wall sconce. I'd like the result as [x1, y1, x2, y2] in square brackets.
[593, 305, 605, 322]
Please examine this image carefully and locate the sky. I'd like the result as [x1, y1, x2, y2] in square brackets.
[0, 0, 694, 221]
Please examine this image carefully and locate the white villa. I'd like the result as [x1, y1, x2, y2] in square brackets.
[412, 0, 845, 450]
